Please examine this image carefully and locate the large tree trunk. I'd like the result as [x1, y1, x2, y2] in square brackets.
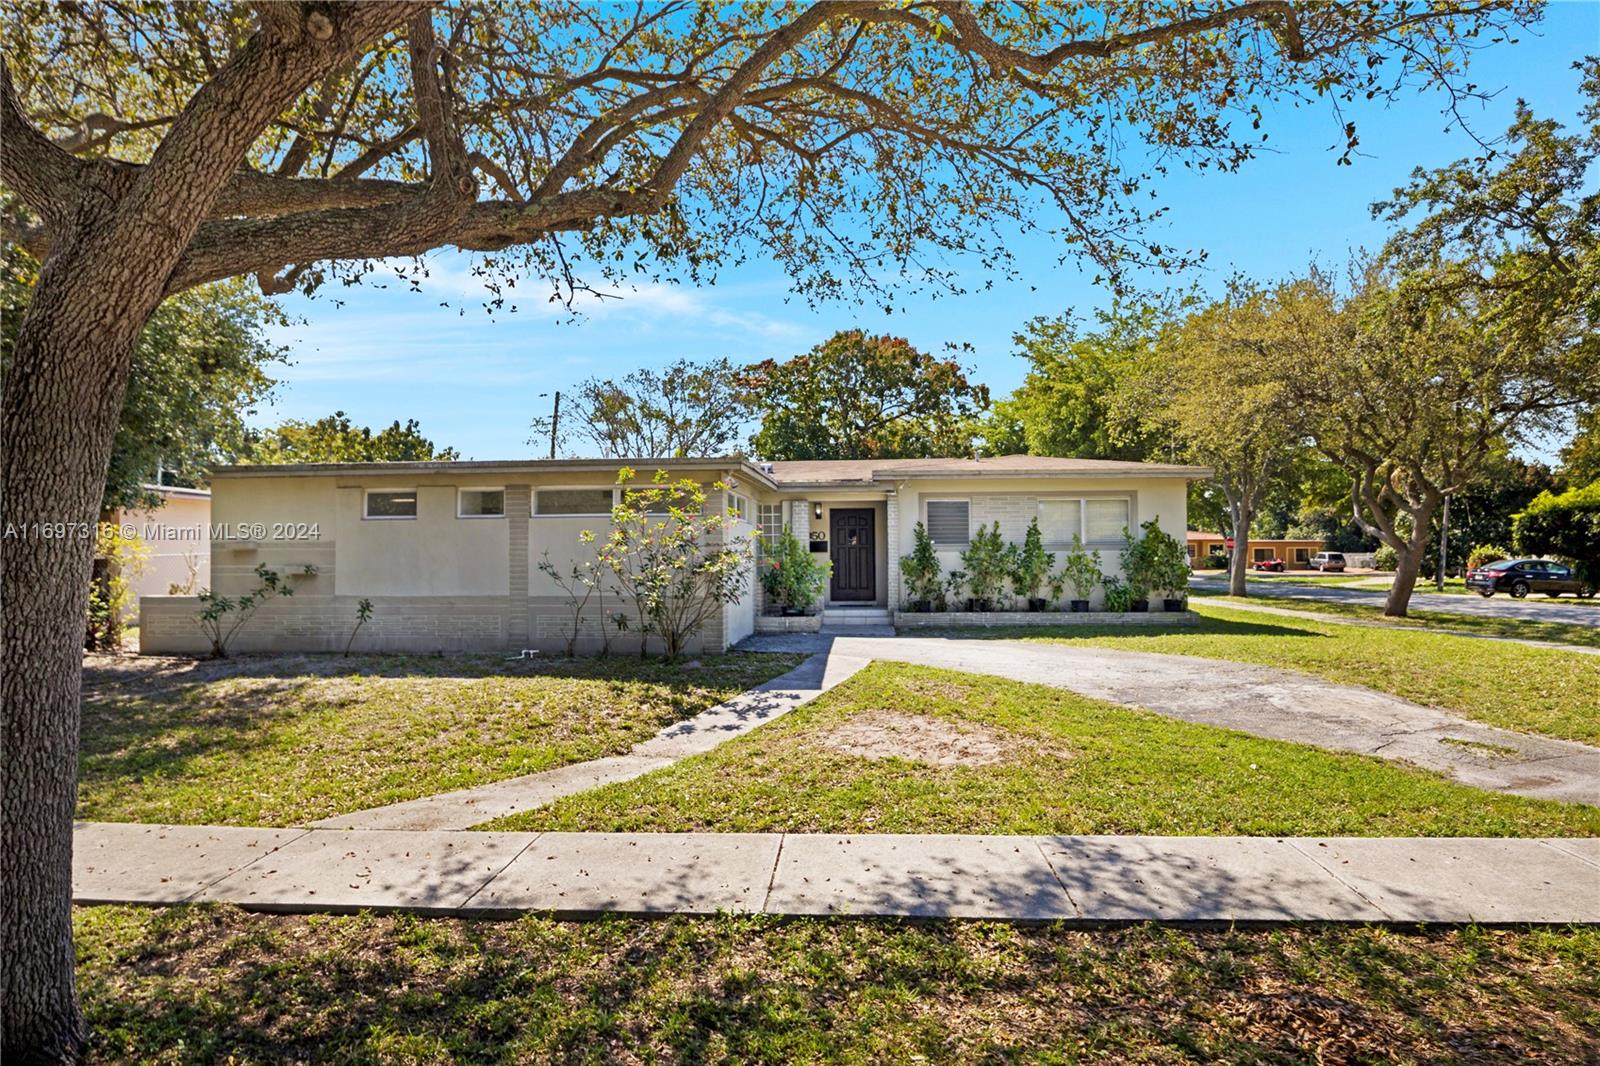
[1385, 548, 1425, 617]
[3, 246, 148, 1061]
[1380, 503, 1438, 619]
[1224, 485, 1253, 598]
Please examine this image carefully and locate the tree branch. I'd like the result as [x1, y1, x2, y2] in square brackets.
[0, 61, 83, 224]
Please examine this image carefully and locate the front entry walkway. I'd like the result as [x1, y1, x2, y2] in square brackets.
[323, 633, 1597, 832]
[315, 652, 872, 830]
[73, 822, 1600, 923]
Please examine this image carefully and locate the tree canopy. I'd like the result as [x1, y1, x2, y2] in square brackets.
[1, 249, 283, 509]
[986, 302, 1172, 462]
[533, 357, 751, 459]
[1273, 65, 1600, 614]
[3, 2, 1536, 303]
[745, 330, 989, 460]
[240, 411, 459, 464]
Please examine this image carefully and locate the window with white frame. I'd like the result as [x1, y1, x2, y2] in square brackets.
[457, 487, 505, 518]
[364, 489, 417, 519]
[1038, 497, 1132, 545]
[535, 487, 615, 515]
[925, 500, 970, 546]
[1084, 498, 1131, 542]
[1037, 499, 1082, 544]
[756, 502, 783, 549]
[728, 492, 751, 523]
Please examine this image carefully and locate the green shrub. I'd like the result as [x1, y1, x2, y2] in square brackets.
[1058, 534, 1102, 601]
[759, 524, 830, 614]
[960, 521, 1009, 609]
[898, 521, 945, 609]
[1373, 544, 1399, 571]
[1191, 553, 1228, 570]
[1007, 518, 1055, 604]
[1466, 544, 1510, 572]
[1119, 525, 1154, 601]
[1514, 481, 1600, 583]
[1139, 518, 1190, 600]
[1100, 574, 1134, 612]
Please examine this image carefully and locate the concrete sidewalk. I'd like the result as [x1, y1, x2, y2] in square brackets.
[73, 822, 1600, 925]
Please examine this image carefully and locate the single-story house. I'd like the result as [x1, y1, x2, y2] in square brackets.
[139, 454, 1209, 656]
[1186, 531, 1326, 569]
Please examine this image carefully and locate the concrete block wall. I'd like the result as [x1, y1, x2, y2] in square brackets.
[141, 593, 725, 657]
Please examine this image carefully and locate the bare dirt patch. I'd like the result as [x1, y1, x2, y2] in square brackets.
[818, 709, 1045, 767]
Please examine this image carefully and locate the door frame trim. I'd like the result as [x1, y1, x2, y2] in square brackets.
[827, 506, 876, 603]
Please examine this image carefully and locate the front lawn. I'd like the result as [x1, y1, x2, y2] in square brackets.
[1200, 592, 1600, 648]
[78, 651, 803, 827]
[942, 602, 1600, 743]
[491, 662, 1600, 837]
[76, 905, 1600, 1063]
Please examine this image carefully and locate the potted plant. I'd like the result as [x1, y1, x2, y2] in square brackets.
[898, 521, 944, 612]
[1100, 574, 1133, 613]
[1008, 518, 1055, 611]
[760, 524, 829, 615]
[1058, 534, 1102, 612]
[1120, 526, 1153, 611]
[960, 521, 1008, 611]
[1139, 518, 1190, 611]
[944, 569, 968, 611]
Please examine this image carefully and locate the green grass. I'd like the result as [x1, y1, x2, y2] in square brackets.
[77, 651, 803, 827]
[489, 662, 1600, 837]
[944, 601, 1600, 744]
[76, 905, 1600, 1063]
[1199, 592, 1600, 648]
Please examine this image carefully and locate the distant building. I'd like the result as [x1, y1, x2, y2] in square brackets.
[1186, 530, 1325, 569]
[112, 485, 211, 599]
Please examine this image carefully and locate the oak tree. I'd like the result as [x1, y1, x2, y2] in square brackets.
[0, 1, 1534, 1055]
[1287, 69, 1600, 615]
[1149, 278, 1326, 595]
[240, 411, 459, 464]
[745, 329, 989, 459]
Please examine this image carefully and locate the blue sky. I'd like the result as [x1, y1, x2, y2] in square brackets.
[261, 5, 1600, 461]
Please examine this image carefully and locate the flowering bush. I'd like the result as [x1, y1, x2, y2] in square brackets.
[592, 469, 752, 658]
[759, 524, 829, 614]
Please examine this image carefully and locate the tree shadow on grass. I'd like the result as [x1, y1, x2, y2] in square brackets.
[77, 652, 803, 823]
[75, 903, 1591, 1063]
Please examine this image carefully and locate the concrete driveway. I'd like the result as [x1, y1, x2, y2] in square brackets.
[737, 633, 1600, 807]
[1192, 575, 1600, 627]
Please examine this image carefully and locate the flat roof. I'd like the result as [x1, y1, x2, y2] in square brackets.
[211, 454, 1210, 487]
[767, 455, 1211, 485]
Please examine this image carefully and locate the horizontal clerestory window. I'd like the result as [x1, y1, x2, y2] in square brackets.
[535, 488, 616, 516]
[364, 490, 417, 519]
[457, 488, 505, 518]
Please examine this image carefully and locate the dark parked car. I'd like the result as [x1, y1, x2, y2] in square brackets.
[1250, 557, 1286, 573]
[1465, 559, 1595, 599]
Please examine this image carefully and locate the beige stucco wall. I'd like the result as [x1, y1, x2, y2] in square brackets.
[117, 492, 211, 600]
[142, 464, 758, 656]
[892, 476, 1188, 578]
[138, 466, 1192, 654]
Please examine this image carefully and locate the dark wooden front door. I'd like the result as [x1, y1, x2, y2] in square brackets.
[829, 508, 875, 601]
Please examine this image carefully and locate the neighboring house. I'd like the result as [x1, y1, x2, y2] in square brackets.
[1186, 530, 1325, 569]
[139, 455, 1208, 656]
[111, 485, 211, 601]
